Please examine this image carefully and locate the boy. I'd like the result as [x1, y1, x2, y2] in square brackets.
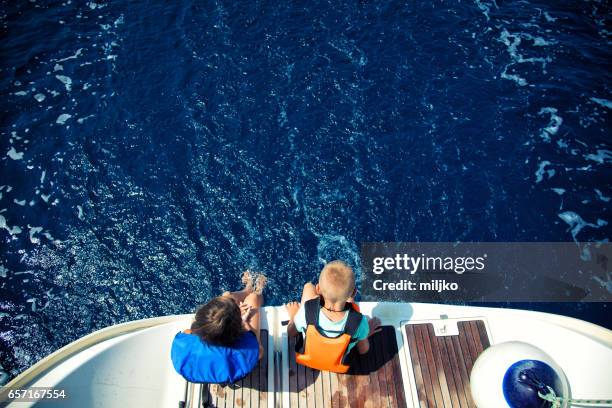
[286, 261, 381, 373]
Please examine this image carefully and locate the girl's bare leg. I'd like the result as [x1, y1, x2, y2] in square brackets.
[242, 291, 264, 359]
[222, 271, 255, 304]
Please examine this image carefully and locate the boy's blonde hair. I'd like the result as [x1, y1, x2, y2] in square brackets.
[318, 260, 355, 302]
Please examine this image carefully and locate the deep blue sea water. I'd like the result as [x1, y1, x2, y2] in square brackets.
[0, 0, 610, 380]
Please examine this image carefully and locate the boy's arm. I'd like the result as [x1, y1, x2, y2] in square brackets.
[287, 321, 299, 338]
[357, 316, 382, 354]
[286, 302, 302, 338]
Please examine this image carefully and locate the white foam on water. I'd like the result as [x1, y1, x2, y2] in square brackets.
[558, 211, 608, 241]
[0, 265, 7, 278]
[590, 97, 612, 109]
[474, 0, 498, 21]
[543, 11, 557, 22]
[28, 226, 43, 244]
[76, 205, 84, 220]
[593, 274, 612, 294]
[535, 160, 555, 183]
[55, 75, 72, 91]
[54, 63, 63, 71]
[0, 215, 22, 236]
[552, 188, 565, 195]
[585, 149, 612, 164]
[595, 189, 610, 202]
[538, 107, 563, 142]
[41, 194, 51, 202]
[57, 48, 83, 62]
[77, 114, 95, 124]
[498, 30, 553, 86]
[14, 91, 28, 96]
[34, 93, 46, 102]
[7, 147, 24, 160]
[87, 1, 106, 9]
[14, 199, 26, 206]
[56, 113, 72, 124]
[40, 170, 46, 184]
[26, 298, 37, 312]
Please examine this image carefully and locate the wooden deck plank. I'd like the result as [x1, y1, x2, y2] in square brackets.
[321, 368, 331, 408]
[365, 334, 382, 408]
[459, 322, 478, 369]
[313, 367, 325, 408]
[373, 326, 391, 408]
[381, 326, 402, 407]
[259, 332, 269, 408]
[419, 324, 445, 408]
[206, 383, 218, 408]
[329, 370, 342, 408]
[241, 358, 252, 408]
[353, 351, 368, 408]
[386, 326, 407, 408]
[250, 345, 259, 408]
[224, 383, 235, 408]
[406, 320, 491, 408]
[476, 321, 490, 349]
[297, 346, 309, 408]
[413, 324, 436, 408]
[452, 334, 475, 408]
[405, 325, 428, 408]
[387, 327, 407, 407]
[305, 366, 319, 408]
[443, 336, 469, 408]
[436, 334, 461, 408]
[289, 336, 299, 408]
[427, 324, 453, 408]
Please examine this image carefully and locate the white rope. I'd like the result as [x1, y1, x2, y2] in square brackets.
[538, 385, 612, 407]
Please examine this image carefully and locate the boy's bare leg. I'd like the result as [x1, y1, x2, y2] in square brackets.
[300, 282, 318, 304]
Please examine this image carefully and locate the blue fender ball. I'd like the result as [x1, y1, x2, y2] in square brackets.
[502, 359, 564, 408]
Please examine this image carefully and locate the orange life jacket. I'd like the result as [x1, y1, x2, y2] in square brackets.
[295, 298, 362, 373]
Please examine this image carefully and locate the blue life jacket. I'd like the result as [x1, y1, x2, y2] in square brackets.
[170, 331, 259, 384]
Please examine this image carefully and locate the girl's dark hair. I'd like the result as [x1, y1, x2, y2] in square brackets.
[191, 296, 243, 346]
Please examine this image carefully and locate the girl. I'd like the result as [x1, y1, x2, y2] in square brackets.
[171, 272, 266, 384]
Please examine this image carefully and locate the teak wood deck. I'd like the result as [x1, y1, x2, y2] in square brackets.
[187, 320, 490, 408]
[405, 320, 490, 408]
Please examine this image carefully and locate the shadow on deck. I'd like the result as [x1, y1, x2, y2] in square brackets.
[287, 326, 407, 408]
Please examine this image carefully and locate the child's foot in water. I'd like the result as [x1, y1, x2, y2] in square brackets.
[254, 273, 267, 295]
[241, 270, 255, 292]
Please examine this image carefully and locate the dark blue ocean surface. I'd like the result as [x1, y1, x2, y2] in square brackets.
[0, 0, 610, 380]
